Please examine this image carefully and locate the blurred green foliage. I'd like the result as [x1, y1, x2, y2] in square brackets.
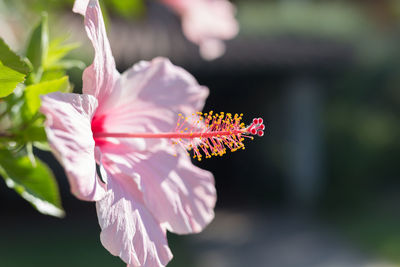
[104, 0, 146, 18]
[0, 12, 84, 218]
[26, 13, 49, 81]
[4, 0, 146, 19]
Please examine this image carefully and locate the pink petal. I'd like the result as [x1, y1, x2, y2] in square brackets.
[184, 0, 239, 41]
[83, 0, 120, 107]
[142, 150, 216, 234]
[163, 0, 239, 60]
[97, 57, 208, 138]
[73, 0, 89, 15]
[40, 92, 106, 201]
[199, 39, 226, 61]
[103, 149, 216, 235]
[96, 170, 173, 267]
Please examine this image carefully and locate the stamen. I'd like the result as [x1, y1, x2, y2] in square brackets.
[93, 112, 265, 161]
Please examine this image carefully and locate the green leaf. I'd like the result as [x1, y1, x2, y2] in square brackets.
[0, 85, 26, 128]
[24, 76, 69, 115]
[0, 38, 31, 74]
[46, 59, 86, 71]
[23, 124, 48, 143]
[0, 61, 26, 98]
[44, 37, 80, 69]
[26, 13, 49, 74]
[0, 150, 64, 218]
[40, 69, 67, 82]
[0, 38, 29, 98]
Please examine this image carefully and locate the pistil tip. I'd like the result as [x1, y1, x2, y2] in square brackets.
[248, 117, 265, 137]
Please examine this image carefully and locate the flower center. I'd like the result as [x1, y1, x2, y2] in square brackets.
[93, 111, 265, 161]
[91, 114, 108, 146]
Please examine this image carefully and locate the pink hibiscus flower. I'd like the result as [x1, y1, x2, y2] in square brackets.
[43, 0, 262, 266]
[161, 0, 239, 60]
[73, 0, 239, 60]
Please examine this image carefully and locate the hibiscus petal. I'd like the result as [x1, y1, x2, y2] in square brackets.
[40, 92, 106, 201]
[83, 0, 119, 106]
[73, 0, 89, 15]
[180, 0, 239, 43]
[96, 171, 173, 267]
[104, 149, 216, 235]
[99, 57, 209, 136]
[162, 0, 239, 60]
[143, 150, 216, 234]
[199, 38, 226, 61]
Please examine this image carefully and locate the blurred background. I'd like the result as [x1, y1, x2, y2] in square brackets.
[1, 0, 400, 266]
